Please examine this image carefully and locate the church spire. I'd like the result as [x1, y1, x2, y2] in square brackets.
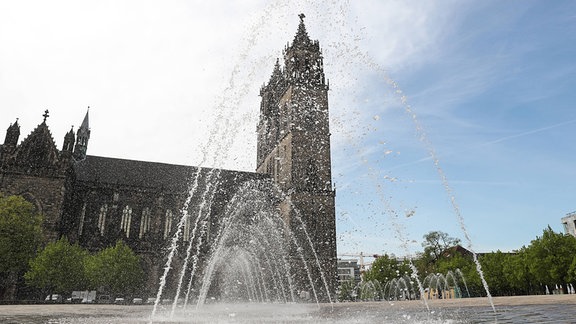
[283, 14, 326, 87]
[62, 126, 75, 153]
[73, 107, 90, 161]
[4, 118, 20, 148]
[292, 13, 312, 48]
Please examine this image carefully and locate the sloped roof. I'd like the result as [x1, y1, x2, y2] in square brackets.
[74, 155, 265, 191]
[15, 122, 60, 170]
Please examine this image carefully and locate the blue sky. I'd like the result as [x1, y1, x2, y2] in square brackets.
[336, 0, 576, 256]
[0, 0, 575, 257]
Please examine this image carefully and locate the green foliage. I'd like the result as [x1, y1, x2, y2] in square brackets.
[85, 240, 144, 296]
[568, 256, 576, 283]
[363, 254, 412, 285]
[0, 195, 43, 273]
[0, 195, 43, 295]
[413, 227, 576, 297]
[501, 248, 536, 295]
[524, 226, 576, 286]
[435, 250, 482, 296]
[478, 251, 514, 296]
[422, 231, 461, 263]
[418, 231, 461, 275]
[358, 280, 382, 301]
[24, 237, 89, 295]
[26, 238, 145, 298]
[337, 280, 356, 302]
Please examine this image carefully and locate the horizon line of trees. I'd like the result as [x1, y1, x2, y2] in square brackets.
[341, 228, 576, 300]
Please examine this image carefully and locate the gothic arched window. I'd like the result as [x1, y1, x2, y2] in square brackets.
[183, 214, 190, 242]
[164, 209, 173, 239]
[98, 204, 108, 236]
[78, 203, 87, 236]
[139, 207, 151, 239]
[121, 205, 132, 238]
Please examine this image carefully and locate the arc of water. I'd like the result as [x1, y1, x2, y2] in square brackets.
[258, 245, 286, 302]
[316, 0, 496, 309]
[455, 269, 471, 298]
[225, 207, 294, 303]
[259, 214, 297, 301]
[171, 169, 222, 317]
[252, 223, 291, 302]
[153, 0, 297, 316]
[183, 220, 209, 307]
[337, 40, 495, 311]
[195, 181, 323, 306]
[357, 160, 430, 308]
[256, 255, 271, 302]
[389, 77, 494, 309]
[151, 167, 204, 320]
[245, 209, 295, 302]
[194, 187, 271, 305]
[269, 183, 334, 304]
[245, 224, 290, 303]
[239, 254, 258, 302]
[244, 251, 264, 302]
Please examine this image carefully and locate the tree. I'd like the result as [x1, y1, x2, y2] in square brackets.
[25, 237, 89, 296]
[502, 249, 536, 295]
[417, 231, 461, 275]
[337, 280, 356, 302]
[364, 254, 412, 285]
[0, 195, 43, 299]
[524, 226, 576, 290]
[422, 231, 461, 262]
[435, 252, 482, 297]
[568, 255, 576, 283]
[478, 251, 513, 296]
[85, 240, 144, 297]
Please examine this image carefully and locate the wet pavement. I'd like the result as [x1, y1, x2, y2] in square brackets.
[0, 295, 574, 323]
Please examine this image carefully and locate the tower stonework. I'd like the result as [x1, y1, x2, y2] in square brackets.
[256, 15, 337, 300]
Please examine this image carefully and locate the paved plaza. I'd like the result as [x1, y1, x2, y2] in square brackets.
[0, 294, 574, 323]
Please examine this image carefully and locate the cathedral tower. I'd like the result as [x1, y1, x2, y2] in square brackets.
[256, 14, 337, 300]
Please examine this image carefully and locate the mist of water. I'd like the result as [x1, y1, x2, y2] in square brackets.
[149, 1, 496, 322]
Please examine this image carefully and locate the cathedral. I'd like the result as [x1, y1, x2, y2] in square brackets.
[0, 15, 336, 301]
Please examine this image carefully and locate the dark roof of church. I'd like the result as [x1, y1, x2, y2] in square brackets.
[74, 155, 266, 191]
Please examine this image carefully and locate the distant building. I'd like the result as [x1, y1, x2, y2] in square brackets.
[561, 212, 576, 237]
[337, 259, 361, 284]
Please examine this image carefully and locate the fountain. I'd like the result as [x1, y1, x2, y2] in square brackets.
[143, 4, 499, 323]
[383, 276, 417, 301]
[420, 271, 471, 300]
[148, 10, 340, 322]
[4, 3, 574, 324]
[132, 6, 498, 322]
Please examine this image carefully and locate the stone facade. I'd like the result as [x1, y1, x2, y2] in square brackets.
[0, 111, 76, 244]
[0, 15, 336, 300]
[256, 15, 337, 300]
